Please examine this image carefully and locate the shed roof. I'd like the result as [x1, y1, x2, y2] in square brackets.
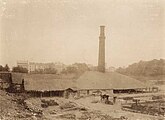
[24, 74, 77, 91]
[76, 71, 148, 90]
[18, 71, 148, 91]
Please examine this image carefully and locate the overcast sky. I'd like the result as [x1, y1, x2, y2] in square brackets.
[0, 0, 165, 68]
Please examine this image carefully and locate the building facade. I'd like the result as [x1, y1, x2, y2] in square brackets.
[17, 60, 29, 70]
[17, 61, 66, 73]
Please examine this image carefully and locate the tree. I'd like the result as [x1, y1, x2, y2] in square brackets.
[44, 68, 57, 74]
[33, 69, 44, 74]
[116, 67, 126, 74]
[0, 65, 4, 71]
[61, 63, 89, 74]
[12, 66, 28, 73]
[4, 64, 10, 72]
[116, 59, 165, 77]
[66, 66, 78, 74]
[31, 68, 57, 74]
[73, 63, 89, 73]
[0, 64, 10, 72]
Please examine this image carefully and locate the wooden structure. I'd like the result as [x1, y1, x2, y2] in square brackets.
[76, 71, 156, 97]
[23, 74, 77, 98]
[0, 72, 12, 90]
[0, 72, 25, 92]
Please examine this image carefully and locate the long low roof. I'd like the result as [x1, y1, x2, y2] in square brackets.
[24, 74, 77, 91]
[76, 71, 148, 90]
[22, 71, 148, 91]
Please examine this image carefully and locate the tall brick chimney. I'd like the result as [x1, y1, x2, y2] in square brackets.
[98, 26, 105, 72]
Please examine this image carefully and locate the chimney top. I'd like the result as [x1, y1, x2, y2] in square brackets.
[100, 26, 105, 36]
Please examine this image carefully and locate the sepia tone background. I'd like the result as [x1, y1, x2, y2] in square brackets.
[0, 0, 165, 68]
[0, 1, 165, 120]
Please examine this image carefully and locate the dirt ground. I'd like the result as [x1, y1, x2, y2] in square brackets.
[25, 97, 127, 120]
[23, 94, 164, 120]
[74, 96, 165, 120]
[0, 85, 165, 120]
[0, 90, 40, 120]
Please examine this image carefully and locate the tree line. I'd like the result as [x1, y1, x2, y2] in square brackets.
[116, 59, 165, 77]
[0, 63, 90, 74]
[61, 63, 90, 74]
[0, 65, 28, 73]
[0, 64, 10, 72]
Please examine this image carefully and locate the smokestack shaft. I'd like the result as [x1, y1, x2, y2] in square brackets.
[98, 26, 105, 72]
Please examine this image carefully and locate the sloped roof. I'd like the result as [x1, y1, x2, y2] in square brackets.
[20, 71, 148, 91]
[76, 71, 148, 90]
[24, 74, 77, 91]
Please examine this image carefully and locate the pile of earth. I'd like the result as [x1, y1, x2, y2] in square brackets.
[0, 90, 46, 120]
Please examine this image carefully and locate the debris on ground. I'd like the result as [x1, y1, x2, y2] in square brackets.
[57, 113, 76, 120]
[78, 110, 128, 120]
[122, 100, 165, 116]
[91, 100, 99, 103]
[41, 99, 58, 108]
[105, 100, 113, 105]
[1, 89, 164, 120]
[0, 90, 45, 120]
[152, 95, 165, 100]
[60, 101, 76, 110]
[78, 107, 87, 111]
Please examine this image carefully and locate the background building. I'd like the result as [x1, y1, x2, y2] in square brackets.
[17, 60, 29, 70]
[17, 61, 66, 73]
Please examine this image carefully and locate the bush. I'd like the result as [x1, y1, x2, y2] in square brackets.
[0, 64, 10, 72]
[12, 66, 28, 73]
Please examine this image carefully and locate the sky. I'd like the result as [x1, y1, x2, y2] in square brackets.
[0, 0, 165, 68]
